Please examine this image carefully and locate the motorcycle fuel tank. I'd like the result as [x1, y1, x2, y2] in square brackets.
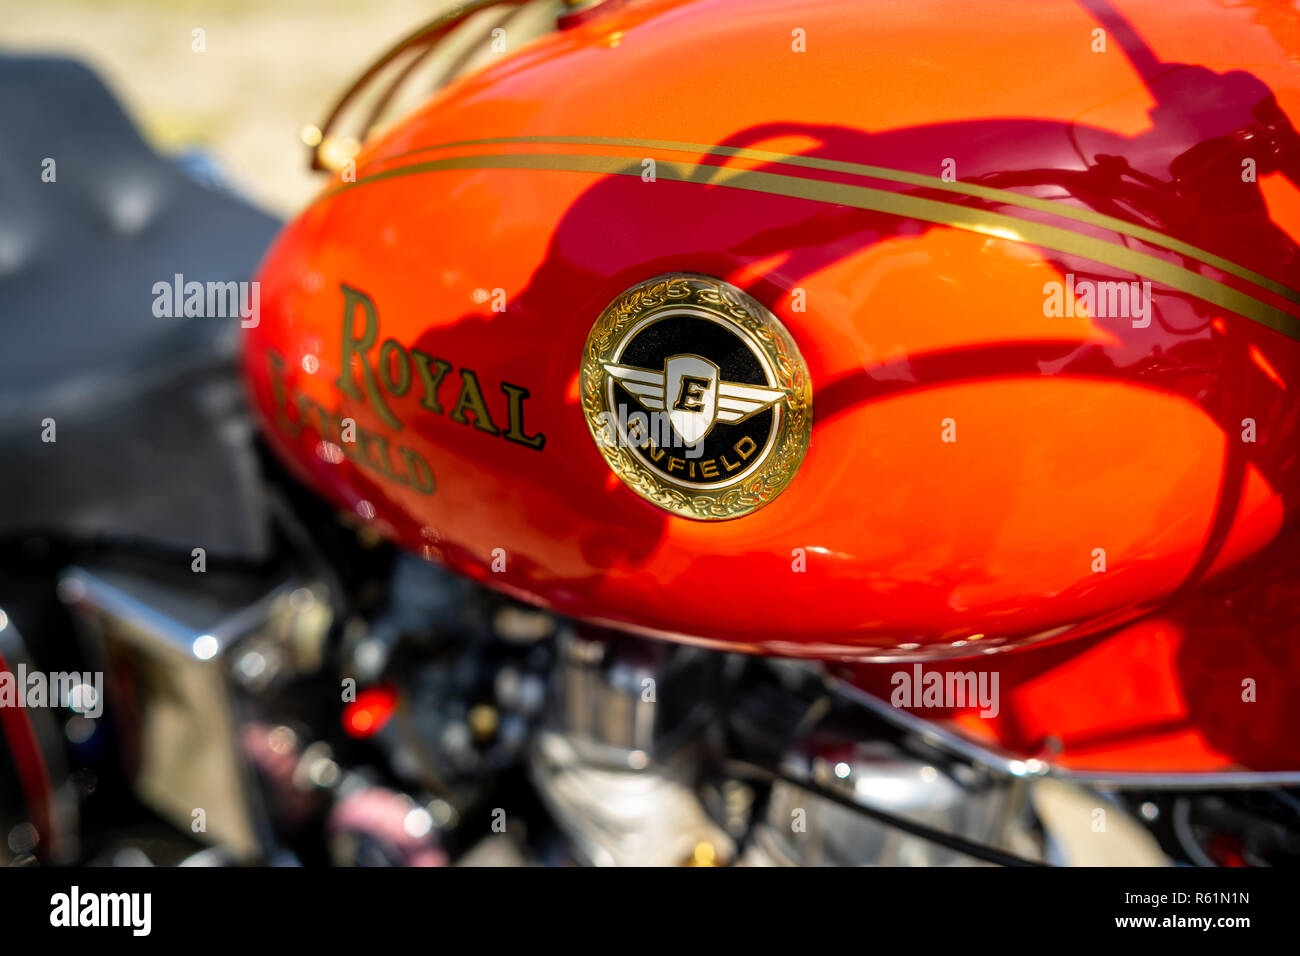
[242, 0, 1300, 686]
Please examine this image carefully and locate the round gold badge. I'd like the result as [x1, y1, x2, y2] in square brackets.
[580, 273, 812, 520]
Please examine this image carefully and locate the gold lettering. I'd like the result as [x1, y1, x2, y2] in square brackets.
[266, 350, 302, 437]
[501, 383, 546, 450]
[336, 285, 402, 430]
[355, 430, 388, 472]
[379, 339, 412, 397]
[271, 366, 436, 495]
[449, 370, 501, 435]
[296, 392, 338, 445]
[399, 447, 436, 494]
[368, 433, 409, 485]
[411, 350, 452, 414]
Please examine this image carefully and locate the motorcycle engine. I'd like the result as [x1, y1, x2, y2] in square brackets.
[5, 472, 1295, 868]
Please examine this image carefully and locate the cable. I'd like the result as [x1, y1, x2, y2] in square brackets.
[723, 758, 1049, 868]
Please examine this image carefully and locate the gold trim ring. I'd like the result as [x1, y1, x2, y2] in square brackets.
[580, 273, 813, 521]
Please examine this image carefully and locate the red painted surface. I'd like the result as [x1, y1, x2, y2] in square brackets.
[242, 0, 1300, 773]
[0, 649, 57, 860]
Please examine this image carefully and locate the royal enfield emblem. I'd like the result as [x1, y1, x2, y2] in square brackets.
[580, 274, 812, 520]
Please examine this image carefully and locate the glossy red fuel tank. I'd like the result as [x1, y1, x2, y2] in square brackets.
[243, 0, 1300, 773]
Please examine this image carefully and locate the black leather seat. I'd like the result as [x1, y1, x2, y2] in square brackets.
[0, 55, 279, 558]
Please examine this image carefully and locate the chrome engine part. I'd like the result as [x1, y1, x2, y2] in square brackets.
[528, 628, 732, 866]
[742, 739, 1040, 867]
[58, 561, 331, 861]
[530, 731, 732, 866]
[26, 542, 1210, 868]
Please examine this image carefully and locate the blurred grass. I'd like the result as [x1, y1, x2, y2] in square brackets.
[1, 0, 447, 213]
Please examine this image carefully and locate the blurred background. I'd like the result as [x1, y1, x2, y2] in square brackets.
[2, 0, 508, 214]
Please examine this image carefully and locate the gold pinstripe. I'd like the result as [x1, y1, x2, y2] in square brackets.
[325, 148, 1300, 342]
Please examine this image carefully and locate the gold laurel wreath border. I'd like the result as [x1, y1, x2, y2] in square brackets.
[580, 274, 813, 521]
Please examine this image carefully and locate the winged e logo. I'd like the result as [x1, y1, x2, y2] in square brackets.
[604, 355, 786, 446]
[581, 274, 812, 521]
